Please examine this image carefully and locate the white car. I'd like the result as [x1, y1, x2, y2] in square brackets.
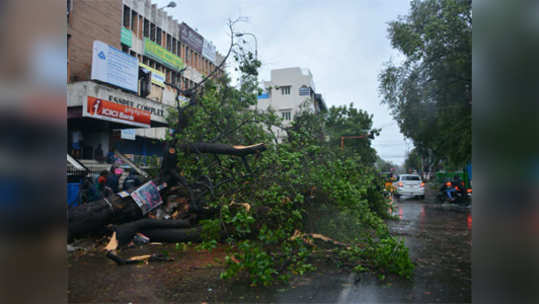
[393, 174, 425, 199]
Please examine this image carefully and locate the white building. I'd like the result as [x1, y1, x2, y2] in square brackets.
[256, 67, 327, 140]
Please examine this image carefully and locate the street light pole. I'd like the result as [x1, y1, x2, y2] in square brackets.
[235, 32, 258, 59]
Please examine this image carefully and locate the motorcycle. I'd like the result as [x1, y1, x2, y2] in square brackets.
[437, 179, 471, 205]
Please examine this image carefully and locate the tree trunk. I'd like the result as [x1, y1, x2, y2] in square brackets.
[177, 143, 266, 156]
[113, 218, 192, 246]
[139, 227, 203, 244]
[68, 195, 142, 241]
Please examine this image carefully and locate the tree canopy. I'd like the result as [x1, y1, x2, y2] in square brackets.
[379, 0, 471, 168]
[165, 38, 413, 285]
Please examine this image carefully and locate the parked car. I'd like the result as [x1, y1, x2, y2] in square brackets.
[393, 174, 425, 199]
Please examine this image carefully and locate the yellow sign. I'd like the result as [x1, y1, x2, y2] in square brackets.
[139, 63, 165, 87]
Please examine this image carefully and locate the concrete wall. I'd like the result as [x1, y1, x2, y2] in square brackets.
[68, 0, 123, 82]
[257, 67, 317, 125]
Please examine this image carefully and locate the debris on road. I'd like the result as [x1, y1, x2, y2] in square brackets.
[106, 251, 174, 265]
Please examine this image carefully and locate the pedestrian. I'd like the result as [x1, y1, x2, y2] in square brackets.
[95, 144, 104, 162]
[71, 130, 83, 158]
[106, 166, 119, 193]
[123, 169, 142, 190]
[94, 170, 109, 199]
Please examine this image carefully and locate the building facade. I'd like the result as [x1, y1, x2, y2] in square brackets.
[256, 67, 327, 140]
[67, 0, 224, 164]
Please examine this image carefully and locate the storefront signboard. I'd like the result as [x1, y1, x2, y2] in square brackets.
[180, 22, 204, 53]
[83, 96, 151, 128]
[121, 129, 137, 140]
[202, 39, 216, 63]
[91, 40, 138, 93]
[121, 27, 132, 47]
[144, 38, 184, 71]
[139, 62, 165, 87]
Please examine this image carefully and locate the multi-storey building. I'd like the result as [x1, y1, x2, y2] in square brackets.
[256, 67, 327, 141]
[67, 0, 224, 164]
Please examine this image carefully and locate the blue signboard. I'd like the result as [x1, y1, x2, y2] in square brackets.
[258, 92, 269, 99]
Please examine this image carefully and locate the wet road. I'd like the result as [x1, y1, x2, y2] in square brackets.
[69, 197, 471, 303]
[218, 196, 472, 303]
[229, 197, 471, 303]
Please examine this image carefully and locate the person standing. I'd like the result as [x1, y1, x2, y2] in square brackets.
[123, 169, 141, 191]
[71, 130, 83, 158]
[105, 166, 119, 193]
[95, 144, 104, 162]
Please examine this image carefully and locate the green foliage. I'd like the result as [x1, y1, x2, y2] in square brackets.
[363, 237, 415, 279]
[196, 240, 218, 252]
[167, 40, 413, 286]
[175, 242, 188, 252]
[200, 219, 221, 241]
[379, 0, 471, 167]
[404, 148, 422, 173]
[324, 104, 380, 165]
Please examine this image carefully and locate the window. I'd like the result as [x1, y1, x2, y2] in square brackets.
[186, 47, 191, 64]
[143, 19, 149, 37]
[172, 38, 177, 54]
[67, 0, 72, 15]
[177, 41, 181, 57]
[131, 10, 137, 32]
[299, 85, 310, 96]
[402, 175, 421, 181]
[281, 86, 291, 95]
[183, 77, 188, 90]
[281, 111, 291, 121]
[150, 23, 156, 41]
[138, 15, 143, 39]
[166, 34, 171, 51]
[123, 5, 130, 28]
[156, 28, 162, 45]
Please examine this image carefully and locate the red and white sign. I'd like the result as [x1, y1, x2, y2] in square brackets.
[83, 96, 151, 128]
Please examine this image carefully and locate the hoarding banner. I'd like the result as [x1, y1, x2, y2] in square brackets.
[91, 40, 138, 93]
[83, 96, 151, 128]
[130, 181, 164, 215]
[121, 27, 132, 47]
[144, 38, 184, 71]
[202, 39, 216, 63]
[180, 22, 203, 53]
[139, 62, 165, 87]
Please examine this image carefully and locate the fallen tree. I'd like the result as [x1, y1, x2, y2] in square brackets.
[68, 20, 268, 242]
[68, 18, 414, 286]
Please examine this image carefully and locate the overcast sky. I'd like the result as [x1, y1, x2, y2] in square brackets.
[156, 0, 412, 165]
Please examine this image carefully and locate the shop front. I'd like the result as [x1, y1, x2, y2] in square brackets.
[67, 81, 172, 162]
